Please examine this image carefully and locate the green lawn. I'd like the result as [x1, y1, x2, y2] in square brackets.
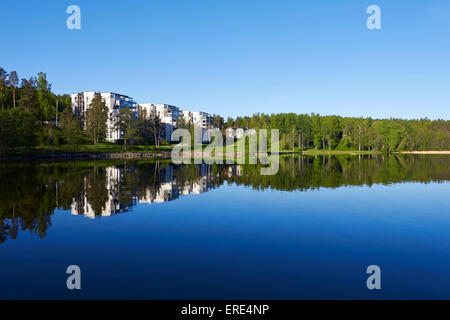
[302, 149, 380, 155]
[2, 141, 381, 157]
[2, 143, 174, 155]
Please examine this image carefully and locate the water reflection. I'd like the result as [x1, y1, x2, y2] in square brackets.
[0, 154, 449, 243]
[71, 164, 218, 218]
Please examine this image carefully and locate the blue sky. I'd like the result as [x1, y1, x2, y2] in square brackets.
[1, 0, 449, 119]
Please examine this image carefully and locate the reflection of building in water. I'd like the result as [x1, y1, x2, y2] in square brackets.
[179, 177, 208, 195]
[138, 186, 174, 205]
[227, 165, 243, 177]
[71, 192, 128, 219]
[71, 164, 217, 217]
[139, 164, 215, 205]
[71, 167, 129, 219]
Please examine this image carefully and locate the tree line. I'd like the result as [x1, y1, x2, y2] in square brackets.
[0, 67, 73, 149]
[224, 113, 450, 151]
[0, 67, 448, 152]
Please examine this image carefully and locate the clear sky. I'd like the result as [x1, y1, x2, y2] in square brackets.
[1, 0, 449, 119]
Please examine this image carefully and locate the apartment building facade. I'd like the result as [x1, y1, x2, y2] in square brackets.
[71, 91, 137, 142]
[140, 103, 181, 142]
[72, 91, 214, 144]
[181, 110, 214, 143]
[225, 127, 249, 139]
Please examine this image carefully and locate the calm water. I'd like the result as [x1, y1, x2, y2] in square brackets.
[0, 155, 449, 299]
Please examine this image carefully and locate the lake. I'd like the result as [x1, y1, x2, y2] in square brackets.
[0, 154, 449, 299]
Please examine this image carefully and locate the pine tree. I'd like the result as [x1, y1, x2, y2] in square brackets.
[8, 71, 18, 109]
[0, 68, 8, 111]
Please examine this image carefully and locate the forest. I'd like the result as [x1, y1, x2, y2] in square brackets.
[223, 113, 450, 152]
[0, 67, 73, 148]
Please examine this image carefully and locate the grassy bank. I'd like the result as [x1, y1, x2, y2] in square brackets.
[399, 151, 450, 155]
[302, 150, 380, 155]
[3, 141, 449, 162]
[1, 143, 174, 155]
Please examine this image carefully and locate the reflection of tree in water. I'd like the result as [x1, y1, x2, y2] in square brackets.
[85, 164, 109, 216]
[0, 155, 449, 243]
[0, 162, 85, 243]
[0, 218, 18, 243]
[117, 162, 138, 206]
[226, 155, 450, 191]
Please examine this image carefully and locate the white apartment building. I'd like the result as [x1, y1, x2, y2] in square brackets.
[140, 103, 181, 142]
[71, 91, 137, 142]
[226, 127, 243, 139]
[225, 127, 255, 140]
[72, 91, 214, 144]
[181, 110, 214, 143]
[180, 110, 192, 124]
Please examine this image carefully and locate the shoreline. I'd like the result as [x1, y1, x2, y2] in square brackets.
[302, 150, 380, 155]
[0, 151, 172, 162]
[399, 151, 450, 155]
[303, 150, 450, 155]
[2, 149, 450, 162]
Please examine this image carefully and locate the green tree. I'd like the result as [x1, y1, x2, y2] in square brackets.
[114, 107, 137, 150]
[19, 78, 37, 112]
[296, 114, 312, 149]
[60, 107, 82, 147]
[0, 68, 8, 110]
[0, 110, 18, 152]
[212, 114, 224, 130]
[85, 93, 108, 147]
[36, 72, 55, 122]
[311, 113, 322, 149]
[11, 108, 39, 147]
[225, 117, 234, 128]
[136, 106, 154, 149]
[8, 71, 18, 109]
[176, 113, 189, 129]
[150, 108, 163, 148]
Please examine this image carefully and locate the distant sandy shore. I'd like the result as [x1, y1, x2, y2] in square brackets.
[400, 151, 450, 154]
